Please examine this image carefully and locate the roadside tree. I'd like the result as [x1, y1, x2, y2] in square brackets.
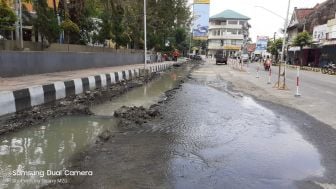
[0, 0, 16, 39]
[61, 14, 80, 50]
[267, 38, 283, 63]
[293, 31, 312, 66]
[33, 0, 60, 47]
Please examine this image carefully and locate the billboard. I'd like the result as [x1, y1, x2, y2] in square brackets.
[194, 0, 210, 3]
[192, 1, 210, 40]
[255, 36, 268, 52]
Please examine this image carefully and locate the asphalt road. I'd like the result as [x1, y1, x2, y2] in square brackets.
[218, 61, 336, 128]
[62, 62, 336, 189]
[248, 62, 336, 100]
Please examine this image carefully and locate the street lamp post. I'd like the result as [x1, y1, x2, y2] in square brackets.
[144, 0, 147, 70]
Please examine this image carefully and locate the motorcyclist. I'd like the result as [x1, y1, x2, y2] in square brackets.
[173, 49, 180, 62]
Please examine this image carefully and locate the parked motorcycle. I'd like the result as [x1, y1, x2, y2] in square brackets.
[328, 64, 336, 75]
[321, 63, 336, 75]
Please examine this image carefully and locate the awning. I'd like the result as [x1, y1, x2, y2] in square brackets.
[322, 40, 336, 46]
[288, 46, 300, 51]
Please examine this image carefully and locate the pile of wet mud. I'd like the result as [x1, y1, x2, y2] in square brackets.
[114, 106, 160, 129]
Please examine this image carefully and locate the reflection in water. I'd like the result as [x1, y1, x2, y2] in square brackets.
[91, 66, 190, 116]
[0, 116, 117, 189]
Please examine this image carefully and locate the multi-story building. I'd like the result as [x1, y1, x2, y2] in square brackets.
[208, 9, 250, 58]
[287, 7, 316, 45]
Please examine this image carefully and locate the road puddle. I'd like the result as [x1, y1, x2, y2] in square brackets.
[0, 116, 117, 189]
[91, 65, 191, 116]
[165, 83, 324, 189]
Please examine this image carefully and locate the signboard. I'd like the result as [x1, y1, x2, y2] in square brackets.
[192, 1, 210, 40]
[224, 45, 241, 50]
[255, 36, 268, 52]
[194, 0, 210, 3]
[313, 24, 327, 43]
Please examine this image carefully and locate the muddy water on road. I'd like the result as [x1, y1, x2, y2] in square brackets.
[163, 83, 324, 189]
[91, 65, 191, 116]
[66, 78, 326, 189]
[0, 116, 117, 189]
[0, 65, 191, 189]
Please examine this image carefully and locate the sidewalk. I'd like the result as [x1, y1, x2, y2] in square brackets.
[0, 61, 174, 92]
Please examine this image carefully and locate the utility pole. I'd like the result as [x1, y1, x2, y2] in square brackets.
[281, 0, 291, 89]
[255, 5, 288, 89]
[273, 32, 276, 41]
[144, 0, 147, 70]
[52, 0, 62, 44]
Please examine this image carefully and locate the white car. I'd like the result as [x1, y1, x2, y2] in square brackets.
[241, 54, 249, 63]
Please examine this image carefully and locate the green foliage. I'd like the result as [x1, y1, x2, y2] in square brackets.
[293, 31, 312, 48]
[61, 17, 80, 34]
[75, 0, 102, 44]
[33, 0, 60, 43]
[111, 3, 128, 49]
[96, 0, 191, 50]
[28, 0, 191, 48]
[0, 0, 17, 31]
[267, 38, 283, 55]
[293, 31, 312, 66]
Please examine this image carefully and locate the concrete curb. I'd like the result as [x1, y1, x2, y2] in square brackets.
[0, 62, 173, 117]
[274, 64, 322, 73]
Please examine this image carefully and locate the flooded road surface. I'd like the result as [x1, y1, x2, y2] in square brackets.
[91, 65, 191, 116]
[67, 65, 335, 189]
[0, 116, 117, 189]
[0, 65, 193, 189]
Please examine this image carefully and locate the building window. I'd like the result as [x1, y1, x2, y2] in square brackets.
[215, 21, 221, 25]
[227, 29, 237, 34]
[228, 20, 238, 25]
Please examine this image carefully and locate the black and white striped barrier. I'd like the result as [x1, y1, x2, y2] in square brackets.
[0, 63, 172, 117]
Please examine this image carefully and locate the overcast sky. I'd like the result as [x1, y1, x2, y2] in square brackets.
[188, 0, 326, 42]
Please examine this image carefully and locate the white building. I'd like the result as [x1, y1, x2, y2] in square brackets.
[208, 9, 250, 57]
